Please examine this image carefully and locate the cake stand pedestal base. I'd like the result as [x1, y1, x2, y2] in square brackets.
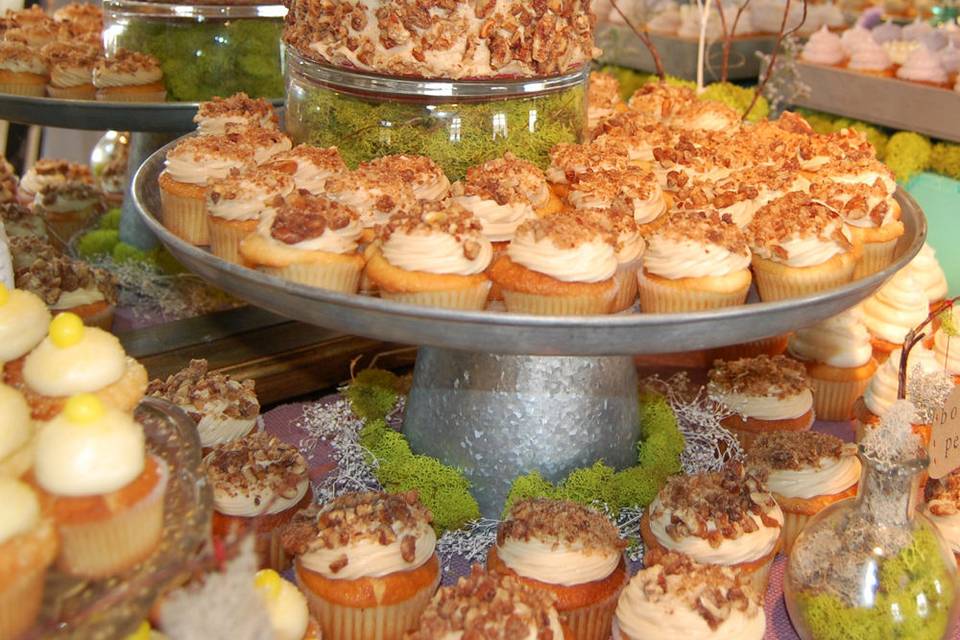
[403, 347, 640, 517]
[120, 131, 181, 250]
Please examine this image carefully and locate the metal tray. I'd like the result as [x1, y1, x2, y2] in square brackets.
[133, 138, 926, 356]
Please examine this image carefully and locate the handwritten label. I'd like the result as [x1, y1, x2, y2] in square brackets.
[929, 387, 960, 479]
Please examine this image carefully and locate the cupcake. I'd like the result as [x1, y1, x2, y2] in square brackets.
[206, 168, 295, 264]
[32, 181, 106, 247]
[626, 82, 697, 121]
[0, 40, 47, 96]
[896, 44, 950, 86]
[708, 354, 815, 446]
[872, 20, 903, 43]
[15, 253, 118, 329]
[0, 478, 57, 639]
[746, 431, 860, 552]
[239, 192, 365, 291]
[840, 24, 874, 56]
[923, 471, 960, 564]
[906, 243, 949, 309]
[5, 312, 147, 420]
[787, 309, 879, 420]
[0, 383, 33, 478]
[488, 499, 628, 640]
[591, 117, 676, 165]
[360, 155, 450, 202]
[649, 132, 743, 186]
[669, 100, 742, 134]
[323, 167, 417, 243]
[35, 393, 167, 577]
[885, 39, 921, 65]
[254, 569, 321, 640]
[587, 70, 625, 133]
[746, 192, 858, 301]
[365, 201, 492, 309]
[41, 41, 97, 99]
[93, 48, 166, 102]
[796, 128, 876, 175]
[158, 133, 255, 245]
[940, 42, 960, 74]
[859, 270, 930, 362]
[566, 166, 667, 232]
[9, 235, 59, 272]
[903, 17, 935, 41]
[848, 36, 895, 76]
[576, 208, 645, 312]
[488, 213, 618, 315]
[641, 464, 784, 594]
[1, 200, 40, 238]
[146, 359, 259, 449]
[613, 552, 766, 640]
[52, 3, 103, 32]
[205, 432, 311, 571]
[3, 19, 59, 48]
[193, 93, 279, 136]
[0, 284, 49, 366]
[288, 491, 441, 640]
[262, 144, 346, 195]
[225, 125, 293, 166]
[637, 211, 752, 312]
[408, 565, 568, 639]
[546, 139, 630, 198]
[18, 158, 92, 206]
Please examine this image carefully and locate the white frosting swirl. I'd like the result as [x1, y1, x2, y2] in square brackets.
[508, 235, 617, 283]
[51, 286, 105, 311]
[453, 195, 535, 243]
[802, 26, 846, 64]
[300, 521, 436, 580]
[884, 39, 921, 65]
[765, 456, 861, 500]
[841, 25, 874, 55]
[210, 470, 309, 518]
[925, 508, 960, 553]
[258, 212, 363, 255]
[905, 243, 948, 303]
[849, 38, 893, 71]
[207, 178, 294, 222]
[0, 52, 46, 75]
[863, 346, 940, 416]
[0, 478, 39, 544]
[752, 224, 852, 268]
[50, 64, 92, 88]
[713, 389, 814, 421]
[860, 271, 930, 344]
[0, 383, 32, 465]
[643, 237, 750, 279]
[897, 45, 949, 83]
[788, 309, 873, 368]
[164, 143, 251, 187]
[23, 328, 126, 397]
[196, 113, 276, 137]
[93, 65, 162, 88]
[0, 288, 50, 362]
[497, 537, 620, 586]
[382, 231, 492, 276]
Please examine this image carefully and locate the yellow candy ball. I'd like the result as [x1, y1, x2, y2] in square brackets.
[50, 312, 84, 348]
[125, 621, 151, 640]
[64, 394, 104, 424]
[0, 284, 8, 306]
[254, 568, 282, 600]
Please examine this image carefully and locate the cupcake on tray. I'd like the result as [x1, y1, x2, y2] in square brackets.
[205, 432, 311, 571]
[408, 565, 569, 639]
[0, 284, 49, 367]
[32, 180, 106, 248]
[787, 309, 879, 420]
[15, 253, 118, 329]
[587, 70, 626, 133]
[897, 43, 950, 87]
[360, 155, 450, 202]
[708, 354, 815, 446]
[193, 93, 279, 136]
[488, 499, 628, 640]
[0, 40, 47, 97]
[18, 158, 92, 207]
[859, 270, 930, 362]
[4, 19, 59, 49]
[840, 24, 874, 57]
[574, 208, 645, 312]
[746, 192, 858, 301]
[566, 165, 666, 233]
[34, 393, 167, 578]
[93, 48, 166, 102]
[262, 144, 346, 196]
[613, 552, 766, 640]
[225, 125, 293, 166]
[0, 383, 33, 478]
[669, 100, 742, 134]
[365, 200, 493, 310]
[746, 431, 860, 552]
[323, 166, 417, 243]
[488, 212, 618, 315]
[206, 167, 295, 264]
[923, 470, 960, 564]
[546, 140, 630, 198]
[905, 243, 948, 310]
[847, 37, 895, 77]
[627, 82, 697, 121]
[285, 491, 441, 640]
[591, 117, 676, 168]
[641, 464, 784, 594]
[52, 3, 103, 32]
[239, 192, 365, 292]
[0, 478, 57, 640]
[40, 41, 97, 99]
[637, 210, 752, 312]
[146, 359, 259, 450]
[0, 202, 44, 240]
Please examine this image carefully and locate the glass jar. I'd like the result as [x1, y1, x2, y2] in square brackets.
[284, 46, 588, 181]
[785, 447, 959, 640]
[102, 0, 286, 102]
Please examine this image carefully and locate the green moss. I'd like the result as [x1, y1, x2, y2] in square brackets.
[610, 466, 662, 511]
[98, 208, 122, 230]
[501, 470, 558, 517]
[150, 247, 187, 275]
[555, 461, 617, 507]
[930, 143, 960, 180]
[344, 370, 400, 421]
[76, 229, 119, 258]
[637, 391, 684, 476]
[381, 455, 481, 534]
[597, 64, 654, 101]
[698, 82, 769, 123]
[657, 75, 697, 90]
[113, 16, 284, 101]
[804, 113, 838, 135]
[112, 242, 149, 264]
[884, 131, 933, 183]
[292, 82, 585, 180]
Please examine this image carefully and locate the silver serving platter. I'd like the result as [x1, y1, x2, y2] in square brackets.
[133, 139, 927, 356]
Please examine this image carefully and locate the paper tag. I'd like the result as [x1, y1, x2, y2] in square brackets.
[929, 386, 960, 479]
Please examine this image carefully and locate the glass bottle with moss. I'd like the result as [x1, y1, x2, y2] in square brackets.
[785, 400, 959, 640]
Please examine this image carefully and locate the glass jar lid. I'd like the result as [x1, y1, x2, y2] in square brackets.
[103, 0, 286, 20]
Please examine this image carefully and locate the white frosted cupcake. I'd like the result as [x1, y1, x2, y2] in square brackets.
[848, 37, 894, 76]
[626, 82, 697, 120]
[613, 553, 765, 640]
[577, 209, 645, 312]
[674, 166, 808, 229]
[18, 158, 92, 207]
[801, 25, 846, 65]
[905, 243, 948, 309]
[897, 44, 950, 86]
[360, 155, 450, 202]
[0, 383, 32, 478]
[546, 139, 630, 198]
[15, 254, 117, 329]
[591, 118, 676, 165]
[224, 125, 293, 165]
[323, 167, 417, 242]
[0, 40, 47, 97]
[40, 42, 97, 99]
[669, 100, 742, 134]
[567, 166, 666, 232]
[93, 49, 165, 102]
[193, 93, 279, 136]
[0, 284, 49, 365]
[587, 70, 625, 133]
[840, 24, 874, 57]
[859, 270, 930, 362]
[262, 144, 346, 195]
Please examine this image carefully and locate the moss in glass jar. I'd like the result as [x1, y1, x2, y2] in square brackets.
[289, 84, 586, 181]
[112, 17, 284, 102]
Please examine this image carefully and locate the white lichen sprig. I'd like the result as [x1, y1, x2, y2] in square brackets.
[908, 365, 955, 425]
[861, 399, 922, 467]
[616, 505, 647, 562]
[436, 518, 501, 574]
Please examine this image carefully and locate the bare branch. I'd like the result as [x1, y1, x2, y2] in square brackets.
[743, 0, 808, 119]
[718, 0, 752, 82]
[610, 0, 666, 81]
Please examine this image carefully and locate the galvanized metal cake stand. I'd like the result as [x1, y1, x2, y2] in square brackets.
[134, 140, 927, 515]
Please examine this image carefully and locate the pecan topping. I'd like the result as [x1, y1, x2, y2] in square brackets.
[147, 358, 259, 421]
[269, 192, 358, 245]
[308, 491, 433, 553]
[708, 354, 810, 400]
[499, 498, 626, 553]
[746, 431, 854, 474]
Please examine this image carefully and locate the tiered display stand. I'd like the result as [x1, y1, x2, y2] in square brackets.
[133, 140, 926, 515]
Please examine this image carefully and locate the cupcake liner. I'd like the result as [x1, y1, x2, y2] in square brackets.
[56, 458, 168, 578]
[562, 578, 626, 640]
[637, 270, 749, 312]
[751, 256, 855, 301]
[47, 84, 96, 100]
[261, 260, 362, 293]
[808, 375, 871, 421]
[611, 261, 640, 312]
[0, 82, 45, 97]
[45, 210, 98, 251]
[209, 217, 258, 265]
[380, 282, 491, 310]
[740, 556, 775, 596]
[159, 186, 208, 245]
[780, 509, 813, 555]
[502, 287, 614, 315]
[854, 237, 899, 279]
[0, 563, 45, 640]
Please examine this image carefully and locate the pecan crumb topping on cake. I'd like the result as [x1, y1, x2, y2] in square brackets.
[453, 152, 548, 206]
[28, 158, 92, 184]
[324, 167, 417, 214]
[408, 565, 560, 640]
[634, 552, 759, 631]
[926, 470, 960, 516]
[35, 181, 104, 207]
[654, 464, 780, 546]
[168, 133, 256, 164]
[808, 179, 891, 226]
[204, 432, 306, 506]
[549, 140, 630, 181]
[223, 125, 290, 150]
[572, 166, 658, 203]
[147, 358, 258, 422]
[514, 212, 616, 251]
[265, 144, 346, 176]
[588, 71, 622, 111]
[0, 202, 33, 223]
[747, 192, 853, 253]
[9, 236, 59, 270]
[500, 498, 626, 553]
[40, 41, 97, 67]
[14, 253, 117, 305]
[746, 431, 853, 473]
[95, 48, 161, 74]
[654, 211, 749, 255]
[207, 168, 293, 205]
[195, 92, 277, 124]
[380, 200, 485, 259]
[708, 354, 809, 399]
[361, 154, 446, 189]
[627, 82, 697, 118]
[269, 192, 358, 245]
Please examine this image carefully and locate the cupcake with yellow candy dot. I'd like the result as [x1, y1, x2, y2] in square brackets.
[0, 383, 34, 478]
[34, 393, 168, 578]
[5, 312, 147, 420]
[0, 478, 57, 640]
[254, 569, 322, 640]
[0, 284, 50, 366]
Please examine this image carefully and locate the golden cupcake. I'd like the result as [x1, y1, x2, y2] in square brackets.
[93, 48, 165, 102]
[488, 499, 628, 640]
[32, 180, 106, 247]
[707, 354, 815, 447]
[746, 431, 860, 553]
[239, 192, 365, 292]
[262, 144, 346, 195]
[206, 167, 294, 264]
[365, 200, 493, 310]
[0, 40, 47, 96]
[859, 269, 930, 363]
[641, 464, 783, 595]
[906, 243, 949, 311]
[566, 165, 667, 233]
[787, 309, 878, 420]
[546, 139, 630, 198]
[18, 158, 92, 206]
[40, 41, 97, 99]
[0, 284, 50, 366]
[0, 383, 33, 478]
[323, 166, 417, 243]
[360, 154, 450, 202]
[34, 393, 167, 578]
[287, 491, 441, 640]
[15, 253, 118, 329]
[193, 92, 279, 136]
[590, 117, 676, 168]
[488, 213, 618, 315]
[637, 211, 752, 313]
[576, 208, 645, 312]
[224, 124, 293, 166]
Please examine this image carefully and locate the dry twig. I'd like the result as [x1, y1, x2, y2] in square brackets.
[744, 0, 808, 119]
[610, 0, 666, 80]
